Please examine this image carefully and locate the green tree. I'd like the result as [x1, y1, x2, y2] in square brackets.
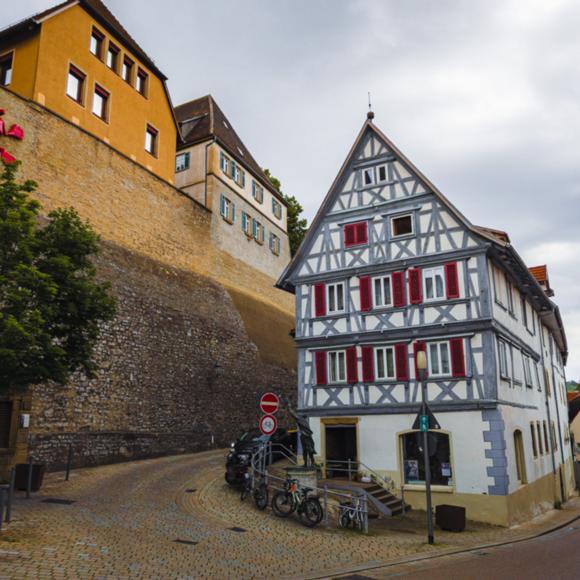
[264, 169, 308, 256]
[0, 161, 116, 392]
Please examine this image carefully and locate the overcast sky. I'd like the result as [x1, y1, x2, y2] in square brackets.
[5, 0, 580, 378]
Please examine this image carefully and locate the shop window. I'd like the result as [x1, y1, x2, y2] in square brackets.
[401, 431, 452, 486]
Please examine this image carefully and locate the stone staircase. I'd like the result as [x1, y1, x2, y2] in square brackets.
[363, 482, 407, 517]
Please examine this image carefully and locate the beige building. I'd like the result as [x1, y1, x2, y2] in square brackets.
[174, 96, 290, 279]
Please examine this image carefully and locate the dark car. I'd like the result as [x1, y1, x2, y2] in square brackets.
[225, 427, 296, 486]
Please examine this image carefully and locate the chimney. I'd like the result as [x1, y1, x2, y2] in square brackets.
[528, 265, 554, 297]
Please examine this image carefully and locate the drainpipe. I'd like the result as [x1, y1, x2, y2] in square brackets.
[204, 137, 216, 209]
[549, 336, 566, 503]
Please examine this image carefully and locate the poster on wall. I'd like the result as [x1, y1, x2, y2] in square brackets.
[441, 462, 452, 477]
[404, 459, 419, 482]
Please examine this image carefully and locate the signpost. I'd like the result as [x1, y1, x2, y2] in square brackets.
[259, 392, 280, 415]
[259, 414, 277, 436]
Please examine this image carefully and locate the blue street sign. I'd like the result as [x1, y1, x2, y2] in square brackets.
[420, 415, 429, 432]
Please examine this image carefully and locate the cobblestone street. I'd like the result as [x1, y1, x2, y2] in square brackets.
[1, 451, 578, 579]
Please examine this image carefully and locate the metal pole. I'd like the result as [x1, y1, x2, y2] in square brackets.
[348, 459, 352, 482]
[323, 484, 328, 526]
[65, 445, 73, 481]
[26, 456, 33, 499]
[6, 469, 15, 523]
[0, 487, 5, 531]
[420, 378, 434, 545]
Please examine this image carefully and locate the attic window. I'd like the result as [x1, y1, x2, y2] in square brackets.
[363, 167, 375, 186]
[391, 214, 413, 238]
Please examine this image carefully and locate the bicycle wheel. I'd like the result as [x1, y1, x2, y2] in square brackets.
[338, 510, 351, 529]
[254, 484, 269, 511]
[299, 497, 323, 527]
[272, 491, 294, 517]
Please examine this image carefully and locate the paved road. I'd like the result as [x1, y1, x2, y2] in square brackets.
[1, 450, 578, 579]
[338, 520, 580, 580]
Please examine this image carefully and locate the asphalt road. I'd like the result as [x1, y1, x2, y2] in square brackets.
[342, 519, 580, 579]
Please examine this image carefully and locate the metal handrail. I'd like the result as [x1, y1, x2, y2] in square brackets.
[319, 458, 396, 492]
[249, 441, 369, 533]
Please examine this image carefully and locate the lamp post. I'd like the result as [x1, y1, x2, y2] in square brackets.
[416, 350, 434, 545]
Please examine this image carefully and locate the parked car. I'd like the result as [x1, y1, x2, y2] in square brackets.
[225, 427, 297, 486]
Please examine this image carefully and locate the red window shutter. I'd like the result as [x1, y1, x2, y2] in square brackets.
[361, 346, 374, 382]
[314, 283, 326, 317]
[395, 343, 409, 381]
[344, 224, 356, 247]
[445, 262, 460, 299]
[392, 271, 406, 307]
[450, 338, 466, 378]
[359, 276, 372, 312]
[315, 351, 327, 385]
[356, 222, 368, 245]
[413, 341, 427, 379]
[346, 346, 358, 384]
[409, 268, 422, 304]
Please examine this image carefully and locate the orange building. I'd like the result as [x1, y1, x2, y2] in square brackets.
[0, 0, 177, 182]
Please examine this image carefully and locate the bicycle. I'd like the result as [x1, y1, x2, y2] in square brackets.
[338, 499, 364, 530]
[271, 477, 323, 527]
[240, 472, 269, 510]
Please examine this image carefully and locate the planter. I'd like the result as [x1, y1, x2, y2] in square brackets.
[435, 504, 466, 532]
[15, 463, 46, 492]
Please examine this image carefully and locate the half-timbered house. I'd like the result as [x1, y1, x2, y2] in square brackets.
[277, 111, 573, 525]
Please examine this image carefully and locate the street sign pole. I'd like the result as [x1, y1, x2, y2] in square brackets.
[419, 374, 434, 545]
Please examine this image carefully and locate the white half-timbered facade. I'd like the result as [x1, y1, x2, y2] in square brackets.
[277, 113, 573, 525]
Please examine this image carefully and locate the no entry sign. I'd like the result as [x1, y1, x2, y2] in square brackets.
[259, 414, 277, 436]
[259, 392, 280, 415]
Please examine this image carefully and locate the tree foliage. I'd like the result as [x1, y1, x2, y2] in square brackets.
[264, 169, 308, 256]
[0, 161, 116, 392]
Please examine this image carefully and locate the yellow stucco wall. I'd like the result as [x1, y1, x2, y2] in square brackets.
[1, 4, 176, 182]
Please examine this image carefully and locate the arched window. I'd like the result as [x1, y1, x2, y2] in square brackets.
[401, 431, 452, 486]
[514, 429, 527, 484]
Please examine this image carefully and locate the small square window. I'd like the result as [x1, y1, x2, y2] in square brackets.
[175, 152, 190, 172]
[145, 125, 158, 156]
[90, 28, 104, 59]
[0, 52, 13, 86]
[106, 42, 120, 72]
[92, 84, 109, 121]
[136, 68, 148, 97]
[122, 57, 134, 85]
[66, 65, 85, 104]
[391, 214, 413, 238]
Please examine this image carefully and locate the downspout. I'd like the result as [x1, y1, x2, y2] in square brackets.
[203, 137, 216, 209]
[549, 336, 566, 503]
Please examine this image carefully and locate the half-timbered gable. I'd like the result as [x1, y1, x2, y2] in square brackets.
[278, 113, 573, 526]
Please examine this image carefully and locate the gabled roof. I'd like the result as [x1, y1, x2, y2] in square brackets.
[275, 114, 568, 361]
[174, 95, 285, 204]
[0, 0, 167, 81]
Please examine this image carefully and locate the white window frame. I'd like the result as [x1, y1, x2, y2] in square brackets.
[241, 211, 252, 236]
[327, 350, 347, 384]
[252, 218, 264, 244]
[362, 167, 375, 186]
[252, 180, 264, 203]
[220, 152, 231, 175]
[423, 266, 445, 302]
[523, 355, 533, 388]
[390, 213, 414, 239]
[272, 198, 282, 219]
[220, 194, 234, 223]
[428, 341, 451, 377]
[326, 282, 345, 314]
[175, 152, 190, 172]
[499, 340, 509, 379]
[377, 164, 388, 183]
[375, 346, 396, 381]
[372, 275, 393, 309]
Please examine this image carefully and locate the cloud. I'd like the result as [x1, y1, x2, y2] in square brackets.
[3, 0, 579, 377]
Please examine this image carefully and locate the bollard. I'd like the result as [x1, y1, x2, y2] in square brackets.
[323, 485, 328, 526]
[65, 445, 73, 481]
[26, 456, 33, 499]
[6, 469, 15, 523]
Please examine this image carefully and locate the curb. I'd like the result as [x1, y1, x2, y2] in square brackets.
[304, 510, 580, 579]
